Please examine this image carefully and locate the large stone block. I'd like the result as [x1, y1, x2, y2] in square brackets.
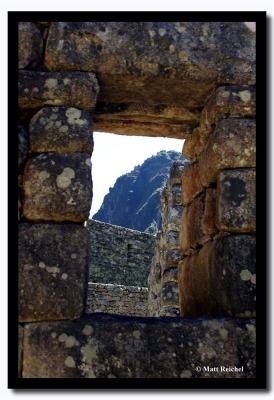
[18, 223, 88, 322]
[45, 22, 255, 108]
[18, 22, 43, 69]
[22, 153, 92, 222]
[200, 85, 256, 129]
[18, 71, 99, 110]
[178, 235, 256, 317]
[181, 162, 203, 205]
[217, 168, 256, 233]
[22, 314, 256, 378]
[199, 118, 256, 187]
[29, 107, 94, 154]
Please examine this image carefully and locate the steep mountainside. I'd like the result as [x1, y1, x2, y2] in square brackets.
[93, 151, 185, 234]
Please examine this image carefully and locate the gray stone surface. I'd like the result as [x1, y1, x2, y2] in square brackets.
[45, 22, 255, 106]
[29, 107, 94, 154]
[22, 314, 256, 378]
[19, 224, 88, 322]
[18, 71, 99, 110]
[217, 168, 256, 233]
[22, 153, 92, 222]
[199, 118, 256, 187]
[86, 283, 148, 317]
[87, 219, 155, 287]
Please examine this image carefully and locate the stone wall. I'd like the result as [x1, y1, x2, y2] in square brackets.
[87, 219, 155, 287]
[179, 86, 256, 318]
[86, 283, 148, 317]
[16, 21, 256, 380]
[148, 160, 186, 317]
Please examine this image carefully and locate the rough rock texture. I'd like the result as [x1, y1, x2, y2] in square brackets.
[94, 151, 184, 233]
[200, 85, 256, 129]
[179, 235, 256, 317]
[199, 118, 256, 187]
[18, 22, 43, 69]
[18, 224, 88, 322]
[29, 107, 94, 154]
[217, 168, 256, 233]
[94, 103, 198, 138]
[22, 153, 92, 222]
[18, 325, 23, 377]
[86, 283, 148, 317]
[148, 161, 185, 317]
[18, 125, 29, 221]
[87, 219, 155, 287]
[44, 22, 255, 138]
[18, 71, 99, 110]
[22, 314, 256, 378]
[183, 85, 256, 162]
[18, 125, 29, 171]
[202, 188, 217, 236]
[181, 162, 203, 205]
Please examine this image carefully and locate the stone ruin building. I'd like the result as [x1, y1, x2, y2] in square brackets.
[17, 21, 256, 380]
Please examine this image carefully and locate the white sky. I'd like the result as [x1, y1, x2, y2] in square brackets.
[89, 132, 185, 217]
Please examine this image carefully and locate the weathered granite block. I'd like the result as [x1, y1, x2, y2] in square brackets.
[181, 162, 203, 205]
[179, 235, 256, 317]
[45, 22, 255, 107]
[29, 107, 93, 154]
[199, 119, 256, 187]
[18, 223, 88, 322]
[18, 22, 43, 69]
[18, 71, 99, 110]
[181, 194, 205, 253]
[22, 153, 92, 222]
[200, 85, 256, 129]
[183, 86, 256, 162]
[217, 168, 256, 233]
[22, 314, 256, 378]
[86, 283, 148, 317]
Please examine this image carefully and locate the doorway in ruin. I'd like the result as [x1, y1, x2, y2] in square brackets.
[85, 131, 186, 318]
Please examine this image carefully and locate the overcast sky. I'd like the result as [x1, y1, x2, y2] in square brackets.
[89, 132, 185, 217]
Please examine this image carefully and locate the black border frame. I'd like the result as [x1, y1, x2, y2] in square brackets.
[8, 11, 267, 390]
